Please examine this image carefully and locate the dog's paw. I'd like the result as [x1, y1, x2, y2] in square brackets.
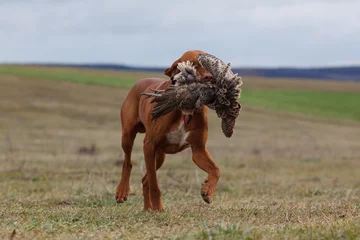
[201, 191, 213, 204]
[115, 184, 130, 204]
[150, 205, 164, 212]
[115, 195, 127, 203]
[201, 180, 214, 204]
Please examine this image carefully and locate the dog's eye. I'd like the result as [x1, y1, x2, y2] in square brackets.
[171, 77, 177, 85]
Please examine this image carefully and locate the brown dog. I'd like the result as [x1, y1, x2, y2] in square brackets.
[115, 50, 220, 211]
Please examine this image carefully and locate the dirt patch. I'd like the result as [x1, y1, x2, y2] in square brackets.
[77, 144, 97, 156]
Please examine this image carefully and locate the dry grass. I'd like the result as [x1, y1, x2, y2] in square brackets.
[1, 75, 360, 239]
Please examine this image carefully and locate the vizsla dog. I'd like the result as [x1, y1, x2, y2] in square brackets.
[115, 50, 220, 211]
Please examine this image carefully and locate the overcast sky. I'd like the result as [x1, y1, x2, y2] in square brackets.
[1, 0, 359, 67]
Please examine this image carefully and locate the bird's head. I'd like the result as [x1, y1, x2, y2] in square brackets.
[164, 50, 213, 85]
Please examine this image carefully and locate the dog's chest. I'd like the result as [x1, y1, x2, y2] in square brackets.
[166, 121, 189, 147]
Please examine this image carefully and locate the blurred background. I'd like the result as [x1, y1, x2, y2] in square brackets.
[1, 1, 360, 239]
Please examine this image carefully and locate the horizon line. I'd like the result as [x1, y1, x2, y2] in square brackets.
[1, 62, 360, 70]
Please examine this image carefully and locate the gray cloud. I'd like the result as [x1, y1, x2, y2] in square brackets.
[0, 0, 359, 67]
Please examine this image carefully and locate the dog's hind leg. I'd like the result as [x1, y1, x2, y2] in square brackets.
[116, 88, 146, 204]
[142, 149, 166, 210]
[142, 137, 164, 211]
[115, 127, 138, 203]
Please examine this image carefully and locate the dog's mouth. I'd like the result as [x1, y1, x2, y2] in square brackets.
[182, 114, 192, 126]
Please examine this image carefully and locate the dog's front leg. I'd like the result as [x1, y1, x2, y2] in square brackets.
[143, 136, 164, 211]
[191, 146, 220, 204]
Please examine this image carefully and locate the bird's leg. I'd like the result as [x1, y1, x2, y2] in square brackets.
[149, 88, 165, 94]
[140, 88, 165, 99]
[140, 92, 162, 99]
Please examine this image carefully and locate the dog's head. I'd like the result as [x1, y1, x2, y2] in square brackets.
[164, 50, 213, 84]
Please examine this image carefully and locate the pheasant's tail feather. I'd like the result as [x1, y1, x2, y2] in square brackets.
[147, 87, 180, 119]
[144, 84, 199, 120]
[151, 101, 179, 120]
[149, 86, 177, 104]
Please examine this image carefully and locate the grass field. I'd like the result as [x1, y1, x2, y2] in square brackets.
[1, 66, 360, 239]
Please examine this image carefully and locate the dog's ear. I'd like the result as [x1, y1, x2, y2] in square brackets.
[164, 58, 181, 78]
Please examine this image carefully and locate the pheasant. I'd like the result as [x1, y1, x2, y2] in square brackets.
[141, 53, 243, 138]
